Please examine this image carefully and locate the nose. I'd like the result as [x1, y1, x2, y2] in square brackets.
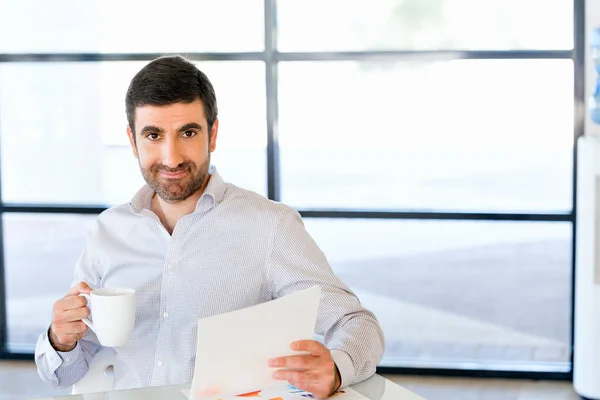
[161, 137, 184, 169]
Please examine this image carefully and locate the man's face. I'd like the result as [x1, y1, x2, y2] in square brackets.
[127, 99, 218, 203]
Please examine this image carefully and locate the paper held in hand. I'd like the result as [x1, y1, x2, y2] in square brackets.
[189, 285, 322, 399]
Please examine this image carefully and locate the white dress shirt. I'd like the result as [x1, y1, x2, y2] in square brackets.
[35, 166, 385, 390]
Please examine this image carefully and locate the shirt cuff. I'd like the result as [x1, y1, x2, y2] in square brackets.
[36, 329, 63, 371]
[331, 349, 355, 389]
[39, 328, 81, 368]
[57, 342, 81, 367]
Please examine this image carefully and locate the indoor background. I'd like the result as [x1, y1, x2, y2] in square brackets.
[0, 0, 589, 399]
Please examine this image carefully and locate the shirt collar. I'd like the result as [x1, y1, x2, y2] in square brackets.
[129, 165, 226, 214]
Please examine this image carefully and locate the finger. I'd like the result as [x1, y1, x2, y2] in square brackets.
[60, 321, 88, 335]
[59, 307, 90, 324]
[53, 320, 88, 336]
[55, 332, 85, 345]
[272, 369, 318, 383]
[55, 295, 88, 312]
[66, 282, 93, 296]
[290, 340, 329, 356]
[269, 355, 319, 369]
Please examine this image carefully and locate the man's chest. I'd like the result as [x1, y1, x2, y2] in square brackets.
[98, 221, 273, 321]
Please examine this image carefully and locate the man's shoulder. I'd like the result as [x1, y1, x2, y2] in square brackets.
[222, 183, 298, 219]
[97, 202, 135, 223]
[85, 203, 137, 239]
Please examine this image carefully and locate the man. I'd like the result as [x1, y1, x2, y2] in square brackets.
[35, 55, 385, 399]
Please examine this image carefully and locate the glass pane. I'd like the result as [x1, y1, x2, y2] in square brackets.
[303, 218, 571, 369]
[277, 0, 573, 51]
[5, 214, 96, 351]
[278, 60, 574, 213]
[0, 0, 263, 53]
[0, 61, 266, 205]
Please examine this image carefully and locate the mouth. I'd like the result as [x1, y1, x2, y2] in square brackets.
[159, 170, 187, 179]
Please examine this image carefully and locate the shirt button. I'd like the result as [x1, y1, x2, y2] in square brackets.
[163, 312, 169, 318]
[157, 360, 163, 366]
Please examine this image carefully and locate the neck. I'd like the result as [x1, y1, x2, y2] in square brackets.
[151, 175, 211, 234]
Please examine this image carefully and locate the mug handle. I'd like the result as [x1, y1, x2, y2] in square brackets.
[78, 293, 95, 332]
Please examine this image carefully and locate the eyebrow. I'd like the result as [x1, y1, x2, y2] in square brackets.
[139, 125, 164, 135]
[177, 123, 203, 132]
[139, 123, 203, 135]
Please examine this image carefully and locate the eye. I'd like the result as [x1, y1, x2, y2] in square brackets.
[146, 133, 160, 141]
[183, 130, 197, 138]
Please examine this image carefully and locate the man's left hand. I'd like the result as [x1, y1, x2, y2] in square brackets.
[269, 340, 341, 399]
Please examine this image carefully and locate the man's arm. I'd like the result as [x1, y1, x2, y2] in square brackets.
[267, 206, 385, 389]
[35, 239, 104, 389]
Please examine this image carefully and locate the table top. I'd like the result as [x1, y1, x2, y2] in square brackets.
[34, 374, 426, 400]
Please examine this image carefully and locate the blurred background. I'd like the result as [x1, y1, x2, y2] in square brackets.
[0, 0, 578, 382]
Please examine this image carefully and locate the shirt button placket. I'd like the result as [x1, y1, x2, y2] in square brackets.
[155, 251, 177, 385]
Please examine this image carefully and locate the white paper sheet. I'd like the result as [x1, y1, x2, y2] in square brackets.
[189, 285, 322, 399]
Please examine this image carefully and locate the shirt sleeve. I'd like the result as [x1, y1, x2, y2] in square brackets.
[34, 233, 104, 389]
[267, 206, 385, 388]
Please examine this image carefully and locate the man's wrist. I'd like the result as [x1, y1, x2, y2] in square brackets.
[47, 326, 76, 353]
[330, 364, 342, 396]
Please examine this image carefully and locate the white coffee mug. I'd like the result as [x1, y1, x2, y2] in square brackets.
[79, 287, 136, 347]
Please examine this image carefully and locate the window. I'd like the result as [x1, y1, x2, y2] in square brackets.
[4, 214, 96, 351]
[0, 0, 580, 379]
[304, 219, 571, 369]
[279, 60, 573, 212]
[0, 0, 264, 53]
[278, 0, 572, 51]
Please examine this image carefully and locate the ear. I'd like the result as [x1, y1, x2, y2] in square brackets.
[127, 125, 138, 158]
[209, 119, 219, 153]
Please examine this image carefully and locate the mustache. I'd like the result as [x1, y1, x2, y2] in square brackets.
[150, 162, 193, 174]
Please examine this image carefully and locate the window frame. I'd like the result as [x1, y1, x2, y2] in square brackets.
[0, 0, 583, 382]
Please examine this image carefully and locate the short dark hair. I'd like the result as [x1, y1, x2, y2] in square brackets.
[125, 55, 218, 138]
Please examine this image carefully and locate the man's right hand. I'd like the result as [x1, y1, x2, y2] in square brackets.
[48, 282, 93, 352]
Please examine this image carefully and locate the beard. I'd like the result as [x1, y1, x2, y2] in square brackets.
[140, 156, 210, 203]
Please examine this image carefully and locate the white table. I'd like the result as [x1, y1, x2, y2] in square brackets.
[34, 374, 426, 399]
